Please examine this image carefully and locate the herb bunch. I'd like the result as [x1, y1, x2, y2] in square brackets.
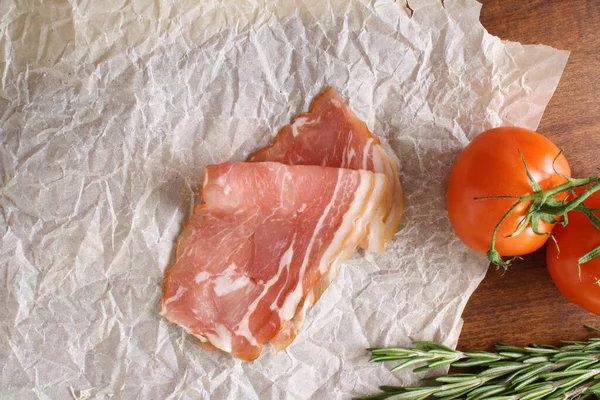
[358, 335, 600, 399]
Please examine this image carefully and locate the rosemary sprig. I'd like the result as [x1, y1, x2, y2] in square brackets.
[358, 337, 600, 400]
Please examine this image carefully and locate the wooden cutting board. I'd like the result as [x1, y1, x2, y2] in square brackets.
[457, 0, 600, 350]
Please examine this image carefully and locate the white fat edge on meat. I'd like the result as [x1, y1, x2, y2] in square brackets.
[291, 289, 315, 330]
[178, 324, 209, 342]
[291, 117, 309, 137]
[280, 169, 343, 321]
[234, 235, 297, 346]
[373, 144, 401, 235]
[287, 174, 376, 324]
[195, 271, 211, 283]
[205, 324, 233, 352]
[162, 286, 187, 309]
[341, 131, 355, 168]
[362, 176, 389, 253]
[370, 144, 396, 234]
[194, 332, 209, 342]
[339, 172, 387, 267]
[279, 168, 293, 210]
[362, 138, 374, 170]
[288, 171, 385, 330]
[210, 263, 251, 297]
[347, 148, 357, 165]
[291, 115, 321, 137]
[214, 275, 252, 297]
[371, 144, 387, 175]
[373, 144, 397, 195]
[318, 170, 378, 277]
[297, 174, 384, 318]
[181, 325, 209, 342]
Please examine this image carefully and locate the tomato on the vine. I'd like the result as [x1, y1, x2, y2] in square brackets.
[546, 190, 600, 315]
[447, 127, 571, 256]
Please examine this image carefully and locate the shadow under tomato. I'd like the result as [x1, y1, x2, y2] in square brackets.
[457, 244, 600, 352]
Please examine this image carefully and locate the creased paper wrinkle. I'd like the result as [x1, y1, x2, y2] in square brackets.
[0, 0, 568, 398]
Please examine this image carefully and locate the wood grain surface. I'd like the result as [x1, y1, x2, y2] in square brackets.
[456, 0, 600, 351]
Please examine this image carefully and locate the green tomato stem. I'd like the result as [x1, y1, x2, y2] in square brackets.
[483, 171, 600, 270]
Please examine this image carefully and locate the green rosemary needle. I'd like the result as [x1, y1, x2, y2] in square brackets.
[357, 338, 600, 400]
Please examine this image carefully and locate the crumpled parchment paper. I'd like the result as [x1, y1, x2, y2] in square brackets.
[0, 0, 569, 398]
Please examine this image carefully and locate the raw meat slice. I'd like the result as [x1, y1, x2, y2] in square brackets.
[250, 87, 403, 254]
[161, 162, 387, 360]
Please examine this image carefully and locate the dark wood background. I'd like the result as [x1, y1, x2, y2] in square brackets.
[456, 0, 600, 351]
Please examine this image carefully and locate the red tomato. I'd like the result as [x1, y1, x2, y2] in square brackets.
[447, 127, 571, 256]
[546, 190, 600, 315]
